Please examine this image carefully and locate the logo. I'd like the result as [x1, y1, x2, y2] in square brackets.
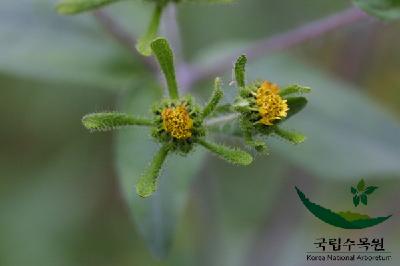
[296, 179, 392, 229]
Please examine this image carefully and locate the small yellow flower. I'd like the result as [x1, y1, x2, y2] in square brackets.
[255, 81, 289, 125]
[161, 105, 193, 139]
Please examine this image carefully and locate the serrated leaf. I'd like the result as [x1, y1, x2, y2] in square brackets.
[361, 193, 368, 205]
[353, 0, 400, 20]
[115, 81, 205, 257]
[56, 0, 121, 15]
[351, 186, 357, 194]
[365, 186, 379, 195]
[357, 179, 366, 191]
[353, 195, 360, 207]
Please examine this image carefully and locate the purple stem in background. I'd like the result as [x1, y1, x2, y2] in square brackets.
[181, 7, 369, 90]
[93, 10, 158, 72]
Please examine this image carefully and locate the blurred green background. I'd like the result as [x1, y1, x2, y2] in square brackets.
[1, 0, 400, 265]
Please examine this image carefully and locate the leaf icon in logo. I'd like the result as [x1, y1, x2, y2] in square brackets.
[353, 195, 360, 207]
[365, 186, 378, 195]
[361, 193, 368, 205]
[357, 179, 366, 192]
[351, 179, 379, 207]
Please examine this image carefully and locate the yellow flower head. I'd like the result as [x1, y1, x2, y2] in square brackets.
[161, 105, 193, 139]
[255, 81, 289, 125]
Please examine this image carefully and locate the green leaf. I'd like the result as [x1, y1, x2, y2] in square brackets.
[151, 38, 179, 99]
[357, 179, 366, 191]
[273, 126, 306, 144]
[351, 186, 357, 194]
[136, 145, 170, 198]
[202, 77, 224, 118]
[56, 0, 121, 15]
[136, 3, 164, 56]
[115, 81, 205, 257]
[82, 112, 153, 131]
[353, 0, 400, 20]
[0, 0, 145, 89]
[353, 195, 360, 207]
[282, 97, 308, 121]
[361, 193, 368, 205]
[365, 186, 379, 195]
[280, 84, 311, 97]
[234, 54, 247, 87]
[197, 139, 253, 165]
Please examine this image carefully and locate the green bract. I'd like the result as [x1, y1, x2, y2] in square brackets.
[151, 96, 206, 154]
[82, 38, 253, 198]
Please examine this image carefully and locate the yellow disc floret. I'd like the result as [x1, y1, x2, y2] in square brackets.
[255, 81, 289, 125]
[161, 105, 193, 139]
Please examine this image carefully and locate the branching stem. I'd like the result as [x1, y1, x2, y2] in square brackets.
[182, 6, 369, 88]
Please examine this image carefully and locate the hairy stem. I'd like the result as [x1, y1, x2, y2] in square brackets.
[183, 7, 369, 88]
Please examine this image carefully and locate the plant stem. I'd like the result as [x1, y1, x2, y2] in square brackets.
[182, 6, 369, 89]
[93, 10, 158, 72]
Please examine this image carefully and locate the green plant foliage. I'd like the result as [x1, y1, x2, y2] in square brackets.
[353, 0, 400, 20]
[82, 112, 153, 131]
[234, 54, 247, 87]
[151, 38, 179, 99]
[241, 54, 400, 178]
[273, 126, 306, 144]
[136, 144, 170, 197]
[56, 0, 121, 15]
[202, 77, 224, 118]
[197, 139, 253, 165]
[115, 84, 206, 257]
[282, 97, 308, 121]
[136, 3, 165, 56]
[279, 84, 311, 97]
[232, 55, 310, 152]
[83, 38, 254, 198]
[0, 0, 144, 89]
